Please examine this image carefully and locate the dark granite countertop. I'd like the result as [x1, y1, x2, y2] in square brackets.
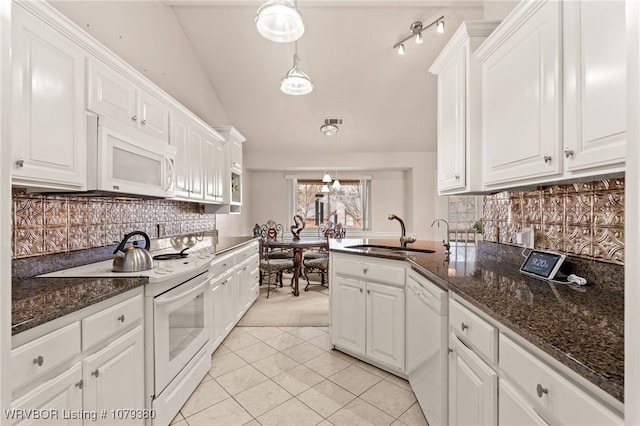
[11, 235, 257, 336]
[330, 238, 624, 403]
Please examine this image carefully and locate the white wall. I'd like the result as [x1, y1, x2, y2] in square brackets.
[244, 150, 439, 241]
[50, 0, 229, 127]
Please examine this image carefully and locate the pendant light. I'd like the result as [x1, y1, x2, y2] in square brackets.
[255, 0, 304, 43]
[322, 172, 332, 183]
[281, 41, 313, 95]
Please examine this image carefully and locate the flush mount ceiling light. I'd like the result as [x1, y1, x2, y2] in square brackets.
[320, 118, 342, 136]
[281, 41, 313, 95]
[256, 0, 304, 43]
[393, 16, 445, 55]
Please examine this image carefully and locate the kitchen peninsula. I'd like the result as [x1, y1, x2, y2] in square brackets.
[329, 238, 623, 424]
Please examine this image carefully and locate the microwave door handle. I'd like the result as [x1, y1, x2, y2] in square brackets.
[164, 157, 174, 191]
[155, 276, 210, 306]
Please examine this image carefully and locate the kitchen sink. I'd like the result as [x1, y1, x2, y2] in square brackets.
[345, 244, 435, 256]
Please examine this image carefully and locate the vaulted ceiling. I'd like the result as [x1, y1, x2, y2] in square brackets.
[53, 1, 486, 154]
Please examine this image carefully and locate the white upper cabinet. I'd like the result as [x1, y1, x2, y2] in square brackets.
[476, 0, 562, 188]
[87, 58, 170, 143]
[476, 0, 625, 190]
[204, 134, 227, 204]
[562, 0, 626, 175]
[429, 21, 500, 195]
[11, 2, 87, 191]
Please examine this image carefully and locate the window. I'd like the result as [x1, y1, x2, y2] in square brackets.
[287, 177, 371, 231]
[447, 195, 483, 242]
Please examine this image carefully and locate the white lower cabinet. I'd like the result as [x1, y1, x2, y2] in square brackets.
[330, 254, 405, 373]
[82, 326, 145, 426]
[209, 242, 259, 350]
[499, 379, 548, 425]
[448, 334, 497, 426]
[11, 290, 144, 425]
[11, 363, 83, 425]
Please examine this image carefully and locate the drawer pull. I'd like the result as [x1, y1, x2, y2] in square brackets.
[91, 369, 100, 378]
[359, 288, 363, 293]
[536, 383, 548, 398]
[461, 322, 469, 331]
[75, 380, 83, 389]
[32, 355, 44, 367]
[117, 314, 125, 323]
[131, 115, 137, 122]
[367, 289, 370, 294]
[543, 154, 552, 164]
[15, 158, 24, 168]
[363, 268, 368, 274]
[564, 148, 574, 158]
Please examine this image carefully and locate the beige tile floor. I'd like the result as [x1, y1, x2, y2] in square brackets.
[171, 326, 429, 426]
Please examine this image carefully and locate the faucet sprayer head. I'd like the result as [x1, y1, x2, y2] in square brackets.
[388, 214, 397, 220]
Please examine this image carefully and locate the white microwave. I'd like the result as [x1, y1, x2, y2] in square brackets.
[87, 115, 176, 198]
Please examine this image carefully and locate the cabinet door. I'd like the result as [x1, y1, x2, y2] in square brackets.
[366, 282, 405, 371]
[331, 276, 366, 356]
[83, 326, 144, 426]
[210, 280, 225, 351]
[170, 111, 191, 198]
[221, 274, 236, 335]
[482, 0, 562, 187]
[188, 125, 205, 200]
[563, 0, 626, 173]
[86, 58, 137, 127]
[449, 335, 497, 426]
[231, 139, 243, 172]
[437, 45, 467, 192]
[12, 6, 87, 190]
[499, 380, 549, 426]
[11, 363, 83, 426]
[138, 90, 170, 143]
[213, 137, 228, 204]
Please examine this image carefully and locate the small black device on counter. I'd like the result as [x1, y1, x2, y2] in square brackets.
[519, 249, 566, 280]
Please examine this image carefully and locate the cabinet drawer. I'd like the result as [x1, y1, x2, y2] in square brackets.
[12, 322, 81, 390]
[235, 243, 258, 264]
[449, 298, 497, 363]
[210, 252, 234, 278]
[334, 257, 404, 285]
[500, 334, 622, 425]
[82, 294, 143, 350]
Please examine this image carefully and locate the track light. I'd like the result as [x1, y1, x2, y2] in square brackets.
[393, 15, 444, 54]
[255, 0, 304, 43]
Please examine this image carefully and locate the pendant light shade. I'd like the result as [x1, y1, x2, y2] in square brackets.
[322, 172, 332, 183]
[281, 40, 313, 95]
[256, 0, 304, 43]
[321, 185, 330, 193]
[280, 63, 314, 95]
[332, 179, 341, 189]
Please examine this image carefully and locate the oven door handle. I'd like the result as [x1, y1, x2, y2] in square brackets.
[155, 275, 211, 306]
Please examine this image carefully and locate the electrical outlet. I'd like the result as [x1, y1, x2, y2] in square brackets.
[516, 228, 534, 248]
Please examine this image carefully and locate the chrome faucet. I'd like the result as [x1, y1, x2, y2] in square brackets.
[388, 214, 416, 248]
[431, 218, 451, 253]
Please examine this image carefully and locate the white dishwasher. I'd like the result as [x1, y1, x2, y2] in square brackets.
[406, 269, 448, 425]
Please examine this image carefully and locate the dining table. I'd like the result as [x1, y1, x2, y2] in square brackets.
[267, 237, 328, 296]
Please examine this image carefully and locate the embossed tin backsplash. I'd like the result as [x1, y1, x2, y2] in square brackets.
[12, 189, 216, 259]
[482, 178, 624, 264]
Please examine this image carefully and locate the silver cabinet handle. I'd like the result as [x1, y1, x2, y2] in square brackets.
[448, 348, 453, 354]
[455, 175, 460, 180]
[543, 154, 552, 163]
[363, 268, 368, 274]
[461, 322, 469, 331]
[536, 383, 548, 397]
[91, 369, 100, 378]
[141, 119, 146, 125]
[367, 289, 370, 294]
[131, 115, 137, 121]
[32, 355, 44, 366]
[564, 148, 574, 158]
[15, 158, 24, 168]
[117, 314, 125, 323]
[359, 288, 363, 293]
[75, 380, 83, 389]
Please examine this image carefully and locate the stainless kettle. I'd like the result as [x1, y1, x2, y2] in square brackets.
[112, 231, 154, 272]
